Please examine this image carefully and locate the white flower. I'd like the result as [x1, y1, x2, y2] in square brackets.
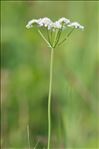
[26, 19, 40, 29]
[26, 17, 53, 30]
[38, 17, 53, 27]
[53, 21, 62, 29]
[48, 23, 53, 30]
[58, 17, 70, 24]
[26, 17, 84, 48]
[67, 22, 84, 30]
[26, 17, 84, 31]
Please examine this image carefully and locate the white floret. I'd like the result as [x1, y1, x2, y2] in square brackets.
[58, 17, 70, 24]
[53, 21, 62, 29]
[68, 22, 84, 30]
[38, 17, 53, 28]
[26, 19, 40, 29]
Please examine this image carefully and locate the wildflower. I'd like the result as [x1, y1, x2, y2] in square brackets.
[26, 17, 53, 30]
[67, 22, 84, 30]
[58, 17, 70, 25]
[26, 17, 84, 31]
[26, 17, 84, 149]
[38, 17, 53, 27]
[53, 21, 62, 29]
[26, 19, 40, 29]
[26, 17, 84, 48]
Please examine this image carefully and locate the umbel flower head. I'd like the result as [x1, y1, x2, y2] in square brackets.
[26, 17, 84, 48]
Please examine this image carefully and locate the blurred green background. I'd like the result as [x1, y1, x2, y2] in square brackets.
[1, 1, 99, 148]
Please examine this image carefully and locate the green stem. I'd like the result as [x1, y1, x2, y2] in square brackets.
[53, 28, 62, 48]
[46, 29, 52, 47]
[27, 125, 30, 149]
[53, 29, 58, 48]
[38, 29, 51, 48]
[58, 28, 75, 47]
[48, 47, 54, 149]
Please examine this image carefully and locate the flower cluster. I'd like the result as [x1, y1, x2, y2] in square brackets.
[26, 17, 84, 48]
[26, 17, 84, 31]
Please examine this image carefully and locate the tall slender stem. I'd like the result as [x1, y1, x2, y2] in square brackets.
[48, 47, 54, 149]
[27, 125, 30, 149]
